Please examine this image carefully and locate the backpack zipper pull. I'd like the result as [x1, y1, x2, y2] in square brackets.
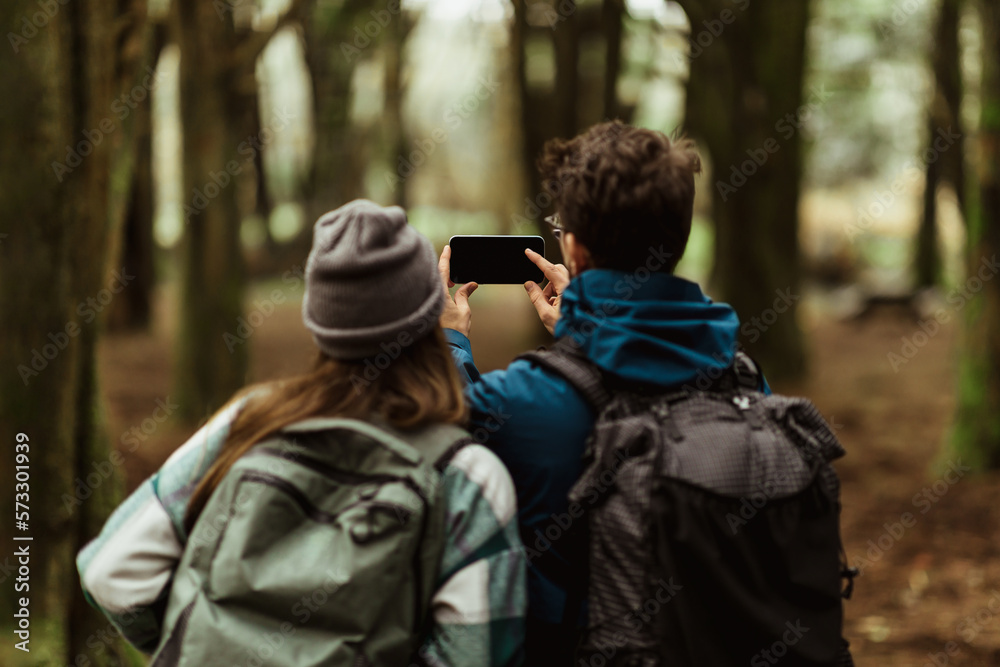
[652, 402, 684, 441]
[733, 394, 765, 429]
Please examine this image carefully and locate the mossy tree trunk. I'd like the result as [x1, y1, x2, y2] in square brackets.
[510, 0, 604, 263]
[171, 0, 301, 423]
[380, 4, 413, 208]
[108, 25, 165, 332]
[303, 0, 371, 223]
[676, 0, 810, 381]
[0, 0, 152, 663]
[916, 0, 965, 288]
[948, 0, 1000, 469]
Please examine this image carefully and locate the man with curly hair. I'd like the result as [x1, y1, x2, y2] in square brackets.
[439, 121, 767, 666]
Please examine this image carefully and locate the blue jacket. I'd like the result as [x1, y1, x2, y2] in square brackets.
[446, 268, 767, 663]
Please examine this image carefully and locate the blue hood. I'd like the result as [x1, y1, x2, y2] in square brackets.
[554, 269, 740, 389]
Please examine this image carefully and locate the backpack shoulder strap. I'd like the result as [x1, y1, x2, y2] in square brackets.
[398, 422, 477, 472]
[516, 338, 612, 413]
[519, 342, 762, 408]
[732, 349, 763, 391]
[280, 417, 472, 471]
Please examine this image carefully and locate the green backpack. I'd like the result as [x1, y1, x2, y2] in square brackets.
[151, 417, 472, 667]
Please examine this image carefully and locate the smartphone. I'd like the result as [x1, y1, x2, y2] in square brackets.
[449, 235, 545, 284]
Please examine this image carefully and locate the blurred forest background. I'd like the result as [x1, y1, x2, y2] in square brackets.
[1, 0, 1000, 664]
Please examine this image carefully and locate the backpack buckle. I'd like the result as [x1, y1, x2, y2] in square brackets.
[841, 566, 859, 599]
[733, 395, 765, 430]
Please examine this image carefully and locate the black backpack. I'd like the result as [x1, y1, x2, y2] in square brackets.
[518, 340, 855, 666]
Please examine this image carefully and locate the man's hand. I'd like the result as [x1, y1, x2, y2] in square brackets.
[438, 245, 478, 337]
[524, 248, 570, 335]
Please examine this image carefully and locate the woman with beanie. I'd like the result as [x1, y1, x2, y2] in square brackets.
[77, 200, 527, 666]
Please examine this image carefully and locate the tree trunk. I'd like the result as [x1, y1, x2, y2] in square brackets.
[676, 0, 810, 381]
[108, 27, 164, 331]
[602, 0, 624, 120]
[916, 141, 943, 288]
[949, 0, 1000, 470]
[939, 0, 966, 216]
[171, 0, 249, 423]
[171, 0, 300, 422]
[0, 0, 150, 663]
[382, 7, 412, 208]
[553, 0, 580, 139]
[510, 0, 538, 204]
[510, 0, 564, 262]
[916, 0, 964, 288]
[303, 0, 370, 223]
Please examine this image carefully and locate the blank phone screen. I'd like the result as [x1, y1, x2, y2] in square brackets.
[449, 235, 545, 284]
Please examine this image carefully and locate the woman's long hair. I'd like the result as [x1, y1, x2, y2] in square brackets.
[183, 326, 466, 533]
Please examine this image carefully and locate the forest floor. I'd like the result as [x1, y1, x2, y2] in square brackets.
[98, 284, 1000, 666]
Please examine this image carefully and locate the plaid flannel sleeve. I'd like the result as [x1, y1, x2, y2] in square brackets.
[415, 443, 527, 667]
[75, 398, 245, 651]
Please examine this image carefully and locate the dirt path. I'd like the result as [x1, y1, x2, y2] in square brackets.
[97, 289, 1000, 665]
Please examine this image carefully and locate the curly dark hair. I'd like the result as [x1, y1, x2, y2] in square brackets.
[537, 121, 702, 273]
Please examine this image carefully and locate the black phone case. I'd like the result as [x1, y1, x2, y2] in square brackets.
[449, 235, 545, 284]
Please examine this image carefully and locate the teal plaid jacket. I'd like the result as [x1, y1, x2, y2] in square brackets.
[77, 397, 527, 666]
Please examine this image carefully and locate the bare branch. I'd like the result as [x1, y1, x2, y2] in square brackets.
[230, 0, 306, 68]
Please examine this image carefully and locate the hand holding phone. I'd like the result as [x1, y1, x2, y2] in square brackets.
[522, 247, 570, 335]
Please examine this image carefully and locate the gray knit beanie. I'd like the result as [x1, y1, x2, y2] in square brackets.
[302, 199, 445, 360]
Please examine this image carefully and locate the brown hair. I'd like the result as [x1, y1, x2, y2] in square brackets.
[184, 326, 466, 533]
[537, 121, 702, 273]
